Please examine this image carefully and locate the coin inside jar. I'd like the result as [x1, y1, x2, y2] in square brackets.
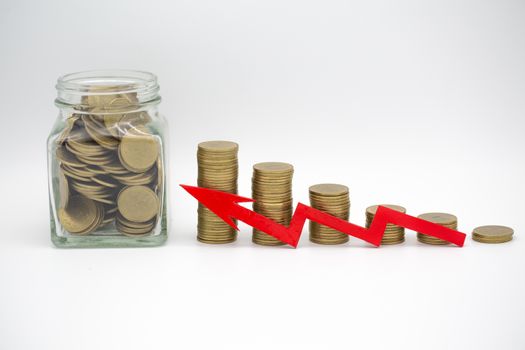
[117, 185, 159, 222]
[58, 195, 100, 234]
[58, 170, 69, 208]
[119, 127, 159, 172]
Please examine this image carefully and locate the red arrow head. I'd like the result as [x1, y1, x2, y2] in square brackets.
[180, 185, 254, 230]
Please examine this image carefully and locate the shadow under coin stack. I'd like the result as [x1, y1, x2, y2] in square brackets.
[366, 204, 406, 245]
[251, 162, 294, 246]
[55, 90, 162, 237]
[197, 141, 239, 244]
[309, 184, 350, 245]
[417, 212, 457, 245]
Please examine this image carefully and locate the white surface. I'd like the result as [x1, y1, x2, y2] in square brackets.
[1, 0, 524, 349]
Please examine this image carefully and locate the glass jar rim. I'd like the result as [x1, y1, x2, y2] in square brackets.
[55, 70, 161, 110]
[57, 69, 159, 94]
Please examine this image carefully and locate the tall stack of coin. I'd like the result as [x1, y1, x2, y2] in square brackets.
[365, 204, 406, 245]
[309, 184, 350, 245]
[417, 212, 457, 245]
[251, 162, 294, 246]
[472, 225, 514, 244]
[197, 141, 239, 244]
[55, 89, 162, 237]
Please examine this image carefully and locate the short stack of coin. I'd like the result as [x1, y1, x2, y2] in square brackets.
[55, 89, 162, 236]
[251, 162, 294, 246]
[309, 184, 350, 245]
[472, 225, 514, 244]
[366, 204, 406, 245]
[417, 212, 457, 245]
[196, 141, 239, 244]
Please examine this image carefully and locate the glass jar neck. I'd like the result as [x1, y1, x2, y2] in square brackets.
[55, 70, 161, 114]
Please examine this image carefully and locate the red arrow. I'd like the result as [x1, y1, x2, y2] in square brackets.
[181, 185, 466, 248]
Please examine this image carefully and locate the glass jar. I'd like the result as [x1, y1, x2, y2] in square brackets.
[47, 70, 168, 248]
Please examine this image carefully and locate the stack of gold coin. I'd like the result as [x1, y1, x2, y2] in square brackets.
[55, 89, 162, 236]
[309, 184, 350, 245]
[472, 225, 514, 243]
[196, 141, 239, 244]
[365, 204, 406, 245]
[417, 212, 457, 245]
[251, 162, 294, 246]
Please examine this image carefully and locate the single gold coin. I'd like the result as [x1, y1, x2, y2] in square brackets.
[366, 204, 406, 216]
[117, 185, 159, 222]
[119, 127, 159, 172]
[58, 195, 99, 234]
[309, 184, 349, 197]
[418, 212, 457, 225]
[253, 162, 294, 174]
[472, 225, 514, 244]
[198, 140, 238, 153]
[56, 146, 86, 168]
[58, 170, 69, 208]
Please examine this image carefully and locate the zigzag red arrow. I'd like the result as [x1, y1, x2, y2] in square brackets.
[181, 185, 466, 248]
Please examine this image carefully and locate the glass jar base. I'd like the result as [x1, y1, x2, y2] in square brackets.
[50, 216, 168, 248]
[51, 231, 167, 248]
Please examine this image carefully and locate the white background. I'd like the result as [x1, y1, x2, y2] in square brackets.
[1, 0, 524, 349]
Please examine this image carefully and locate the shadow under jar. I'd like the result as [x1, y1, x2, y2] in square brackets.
[47, 70, 168, 248]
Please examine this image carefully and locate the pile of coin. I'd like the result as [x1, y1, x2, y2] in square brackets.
[197, 141, 239, 244]
[251, 162, 294, 246]
[472, 225, 514, 243]
[366, 204, 406, 245]
[309, 184, 350, 245]
[417, 212, 457, 245]
[55, 89, 162, 237]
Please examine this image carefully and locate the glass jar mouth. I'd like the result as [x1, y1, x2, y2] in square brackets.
[55, 70, 161, 110]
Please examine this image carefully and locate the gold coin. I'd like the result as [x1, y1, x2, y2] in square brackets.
[197, 236, 237, 244]
[198, 140, 238, 153]
[366, 204, 406, 216]
[309, 184, 349, 197]
[58, 170, 69, 208]
[472, 225, 513, 244]
[101, 160, 129, 174]
[83, 115, 119, 150]
[56, 146, 85, 168]
[112, 166, 157, 186]
[418, 212, 457, 225]
[61, 164, 94, 178]
[117, 185, 159, 222]
[417, 233, 450, 245]
[91, 175, 119, 188]
[116, 213, 156, 230]
[119, 127, 159, 172]
[60, 165, 91, 182]
[253, 162, 293, 174]
[58, 195, 99, 234]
